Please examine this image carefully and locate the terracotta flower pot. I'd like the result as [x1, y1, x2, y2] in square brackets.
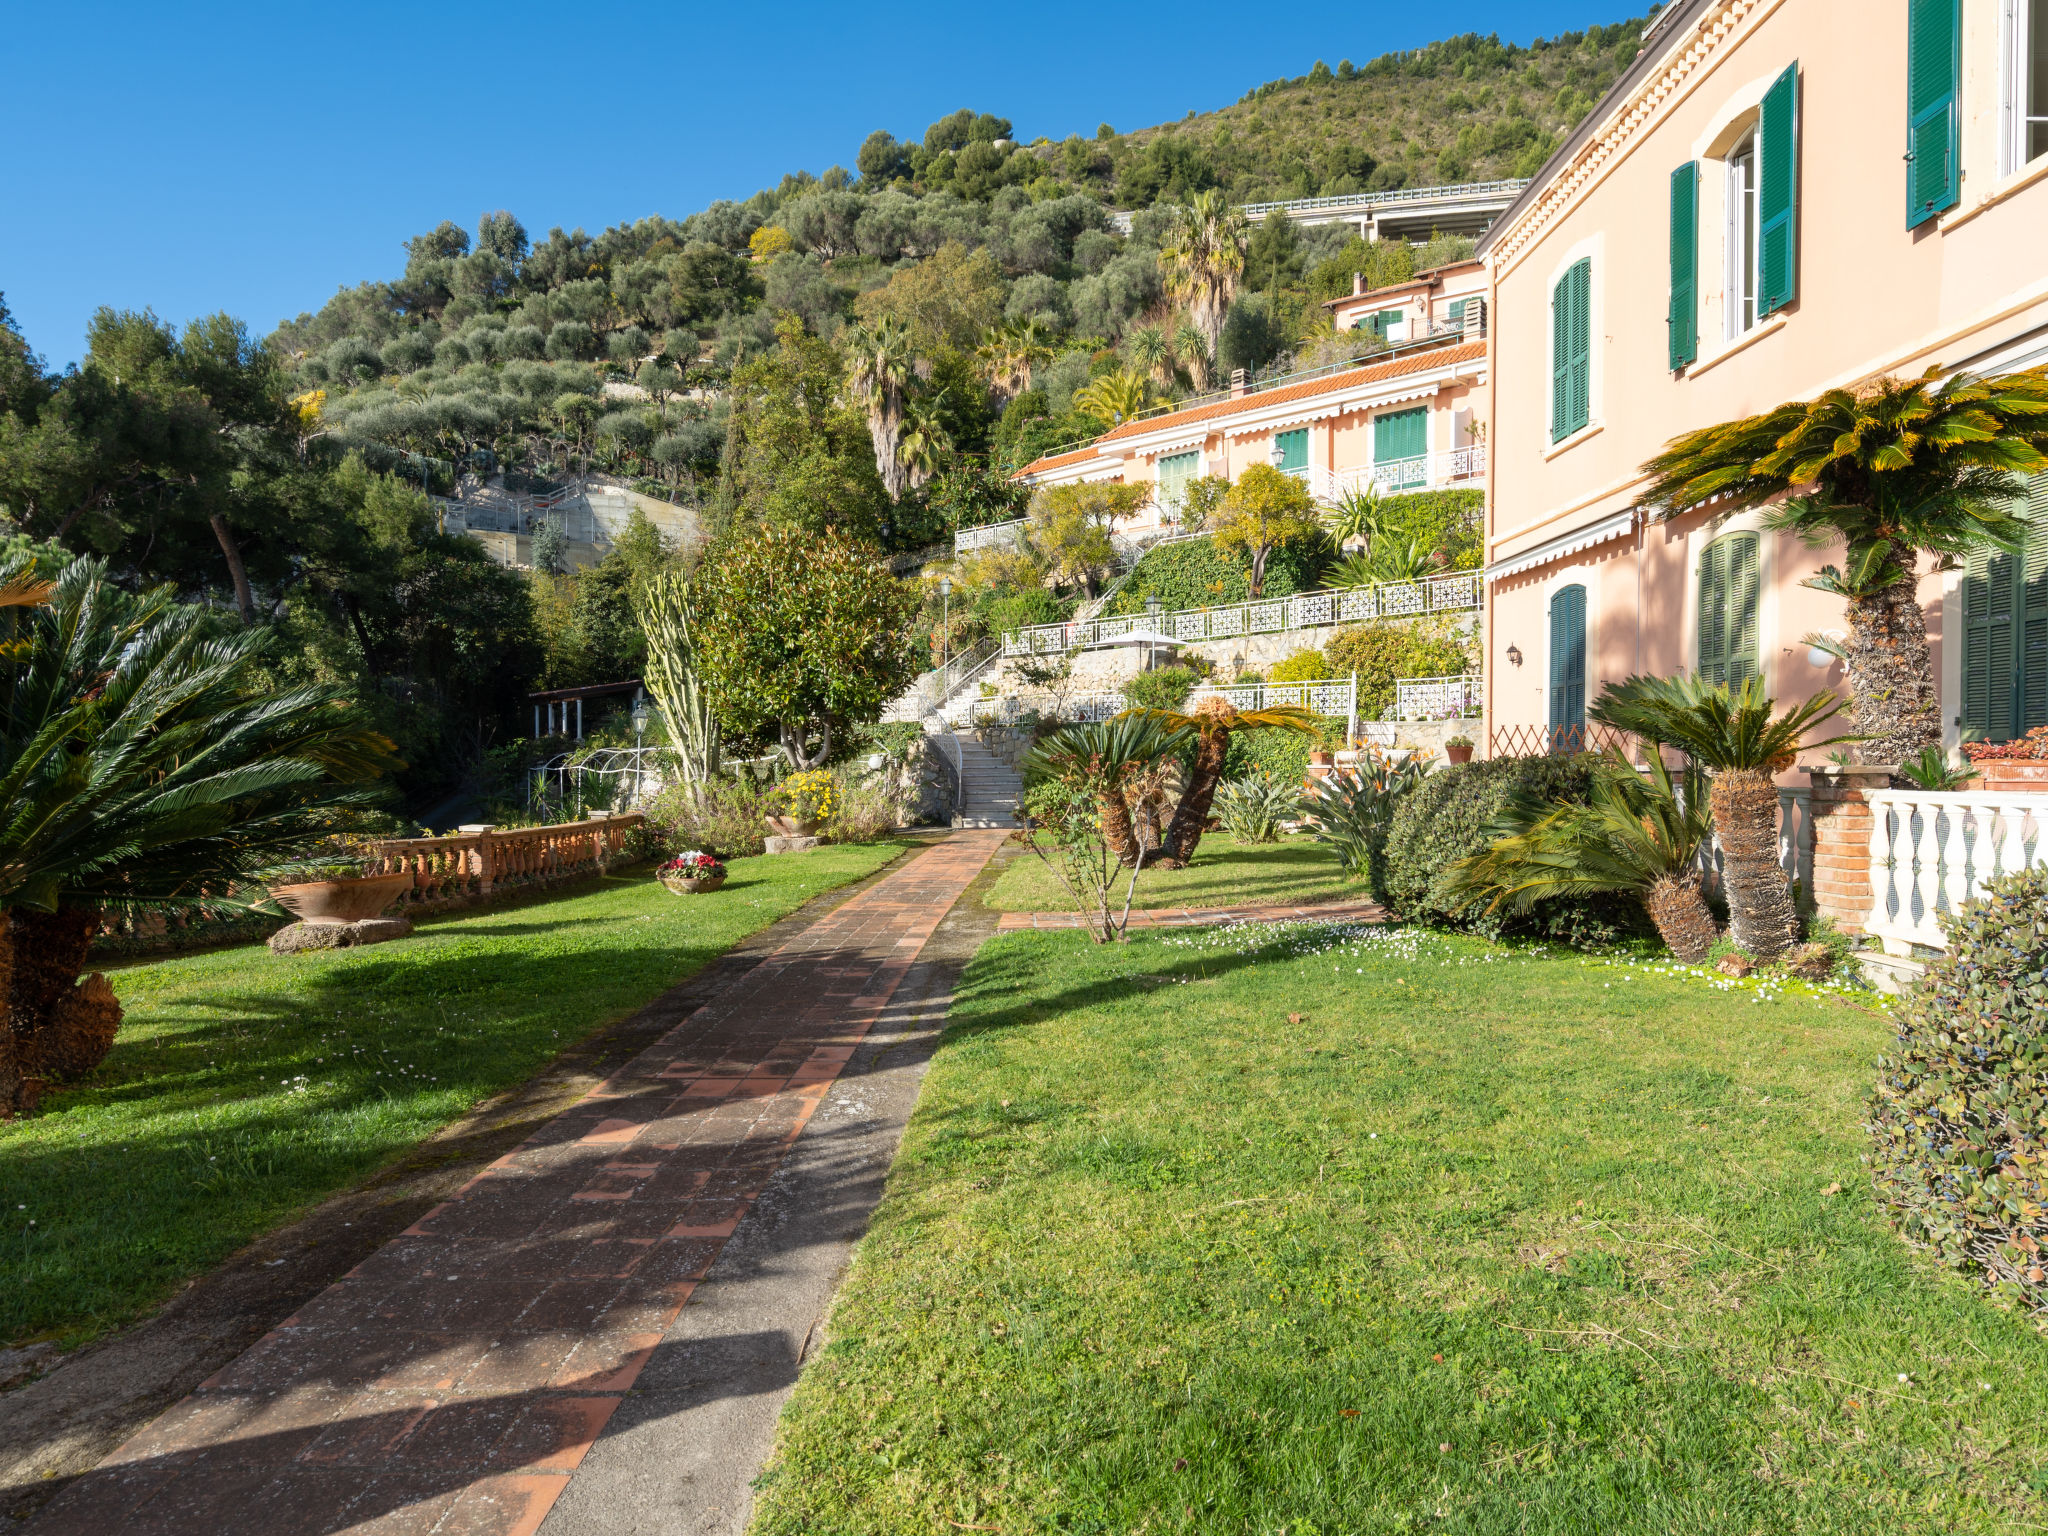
[1445, 745, 1475, 764]
[268, 871, 414, 926]
[660, 871, 726, 894]
[1309, 750, 1335, 766]
[764, 814, 819, 837]
[1975, 761, 2048, 793]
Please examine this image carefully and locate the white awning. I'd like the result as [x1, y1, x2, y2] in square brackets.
[1485, 510, 1636, 582]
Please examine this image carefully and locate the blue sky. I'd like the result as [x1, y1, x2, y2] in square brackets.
[3, 0, 1639, 367]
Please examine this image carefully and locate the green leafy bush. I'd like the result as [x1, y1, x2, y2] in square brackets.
[1323, 617, 1474, 719]
[1120, 666, 1200, 712]
[1106, 534, 1325, 616]
[1267, 647, 1328, 683]
[642, 776, 773, 860]
[1374, 488, 1484, 571]
[1222, 714, 1347, 785]
[1380, 755, 1636, 942]
[1869, 865, 2048, 1315]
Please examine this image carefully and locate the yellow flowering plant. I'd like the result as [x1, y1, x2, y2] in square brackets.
[778, 769, 839, 827]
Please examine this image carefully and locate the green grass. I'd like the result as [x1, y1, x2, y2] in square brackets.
[752, 922, 2048, 1533]
[984, 836, 1354, 913]
[3, 842, 914, 1348]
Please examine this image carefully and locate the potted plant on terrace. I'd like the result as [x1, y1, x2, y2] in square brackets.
[1961, 726, 2048, 792]
[658, 851, 728, 894]
[1444, 734, 1475, 765]
[268, 837, 413, 926]
[766, 769, 838, 837]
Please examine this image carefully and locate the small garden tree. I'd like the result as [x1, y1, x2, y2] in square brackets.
[1212, 463, 1324, 597]
[1027, 482, 1146, 597]
[692, 524, 918, 768]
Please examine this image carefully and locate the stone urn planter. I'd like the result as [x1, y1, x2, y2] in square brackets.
[268, 871, 413, 925]
[660, 870, 726, 894]
[764, 814, 819, 838]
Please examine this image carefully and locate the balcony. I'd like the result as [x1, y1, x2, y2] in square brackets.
[1308, 446, 1487, 503]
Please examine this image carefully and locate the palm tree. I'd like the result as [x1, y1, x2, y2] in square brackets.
[1588, 673, 1856, 961]
[1135, 697, 1316, 867]
[1173, 322, 1213, 391]
[1636, 366, 2048, 761]
[1072, 369, 1150, 428]
[843, 318, 915, 498]
[1024, 713, 1192, 869]
[1, 555, 402, 1113]
[974, 318, 1053, 408]
[1125, 325, 1174, 391]
[1324, 482, 1385, 555]
[1159, 192, 1248, 359]
[1446, 748, 1719, 961]
[898, 392, 954, 489]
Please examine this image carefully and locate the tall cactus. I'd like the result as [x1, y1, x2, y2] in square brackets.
[635, 569, 723, 797]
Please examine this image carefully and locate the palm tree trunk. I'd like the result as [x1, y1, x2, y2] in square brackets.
[1845, 585, 1940, 766]
[4, 907, 122, 1110]
[1643, 874, 1717, 962]
[1710, 769, 1801, 960]
[1159, 727, 1230, 868]
[0, 913, 22, 1117]
[1098, 789, 1142, 868]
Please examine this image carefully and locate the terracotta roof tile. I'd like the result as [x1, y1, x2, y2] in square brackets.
[1011, 443, 1107, 479]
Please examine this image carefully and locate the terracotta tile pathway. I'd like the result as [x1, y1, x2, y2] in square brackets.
[996, 898, 1387, 931]
[32, 833, 1008, 1536]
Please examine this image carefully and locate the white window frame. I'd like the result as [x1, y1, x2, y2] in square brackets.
[1724, 128, 1760, 340]
[2004, 0, 2048, 176]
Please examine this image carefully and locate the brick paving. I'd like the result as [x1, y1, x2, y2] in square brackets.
[996, 897, 1387, 931]
[32, 833, 1008, 1536]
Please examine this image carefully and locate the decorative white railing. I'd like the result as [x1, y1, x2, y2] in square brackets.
[1394, 673, 1482, 721]
[1241, 179, 1531, 219]
[1002, 572, 1480, 657]
[1188, 676, 1358, 721]
[955, 519, 1029, 554]
[1306, 447, 1487, 504]
[1864, 790, 2048, 954]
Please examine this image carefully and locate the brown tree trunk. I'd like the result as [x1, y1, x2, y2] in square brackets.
[5, 906, 123, 1110]
[1158, 726, 1231, 868]
[1643, 873, 1717, 962]
[1845, 585, 1940, 768]
[1711, 768, 1801, 960]
[1098, 787, 1143, 869]
[0, 914, 22, 1117]
[210, 513, 256, 625]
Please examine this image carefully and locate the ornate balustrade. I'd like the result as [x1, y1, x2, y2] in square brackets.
[364, 813, 647, 912]
[1394, 673, 1483, 721]
[1864, 790, 2048, 954]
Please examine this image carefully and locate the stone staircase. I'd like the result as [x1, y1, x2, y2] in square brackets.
[950, 733, 1022, 828]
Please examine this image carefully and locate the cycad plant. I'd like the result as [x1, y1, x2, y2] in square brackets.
[1637, 367, 2048, 760]
[1, 555, 402, 1112]
[1023, 712, 1191, 869]
[1446, 748, 1718, 961]
[1134, 697, 1316, 866]
[1589, 673, 1856, 960]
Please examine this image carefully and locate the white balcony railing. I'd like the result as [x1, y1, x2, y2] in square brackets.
[1002, 572, 1480, 657]
[1864, 789, 2048, 954]
[964, 676, 1362, 733]
[1394, 673, 1482, 721]
[955, 519, 1029, 555]
[1307, 446, 1488, 504]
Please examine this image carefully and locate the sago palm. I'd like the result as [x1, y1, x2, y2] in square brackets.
[1446, 748, 1718, 961]
[1589, 673, 1856, 960]
[1, 555, 402, 1112]
[1023, 712, 1191, 868]
[1159, 192, 1247, 358]
[1637, 366, 2048, 761]
[1135, 697, 1316, 866]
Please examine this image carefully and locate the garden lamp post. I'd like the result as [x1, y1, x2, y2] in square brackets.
[630, 695, 652, 807]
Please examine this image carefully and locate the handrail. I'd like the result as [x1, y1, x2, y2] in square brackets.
[1393, 673, 1482, 721]
[364, 813, 646, 911]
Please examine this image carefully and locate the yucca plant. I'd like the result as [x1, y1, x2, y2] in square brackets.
[1132, 698, 1317, 866]
[1213, 772, 1302, 844]
[1637, 367, 2048, 761]
[1323, 483, 1386, 555]
[0, 554, 402, 1113]
[1446, 748, 1718, 961]
[1589, 673, 1856, 960]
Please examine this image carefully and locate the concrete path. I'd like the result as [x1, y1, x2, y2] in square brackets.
[30, 832, 1009, 1536]
[996, 897, 1386, 931]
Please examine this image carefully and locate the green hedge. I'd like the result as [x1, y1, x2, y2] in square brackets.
[1379, 755, 1641, 943]
[1106, 535, 1326, 616]
[1374, 487, 1484, 572]
[1223, 716, 1348, 785]
[1324, 617, 1475, 719]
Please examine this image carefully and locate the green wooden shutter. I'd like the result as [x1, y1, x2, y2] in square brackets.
[1726, 534, 1761, 686]
[1447, 298, 1469, 328]
[1551, 259, 1591, 442]
[1907, 0, 1962, 227]
[1373, 407, 1428, 464]
[1550, 585, 1588, 741]
[1758, 64, 1801, 316]
[1669, 161, 1699, 369]
[2023, 474, 2048, 731]
[1274, 428, 1308, 472]
[1963, 545, 1996, 738]
[1697, 537, 1730, 685]
[1157, 449, 1199, 512]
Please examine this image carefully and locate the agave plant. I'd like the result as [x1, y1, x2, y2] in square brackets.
[1132, 698, 1317, 867]
[1588, 673, 1856, 960]
[0, 554, 402, 1113]
[1213, 772, 1303, 845]
[1445, 748, 1718, 961]
[1303, 753, 1430, 879]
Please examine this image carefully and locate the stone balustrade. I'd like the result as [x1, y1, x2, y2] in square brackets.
[363, 813, 647, 912]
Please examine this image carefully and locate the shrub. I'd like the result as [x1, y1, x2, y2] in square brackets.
[1213, 773, 1302, 844]
[830, 768, 903, 843]
[1222, 714, 1346, 786]
[1374, 488, 1484, 571]
[642, 777, 772, 860]
[1267, 647, 1328, 684]
[1120, 665, 1200, 712]
[1869, 865, 2048, 1315]
[1380, 754, 1636, 942]
[1323, 617, 1474, 719]
[1106, 534, 1323, 616]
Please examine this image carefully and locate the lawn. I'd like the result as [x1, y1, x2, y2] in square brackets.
[752, 921, 2048, 1533]
[984, 835, 1354, 913]
[2, 840, 915, 1349]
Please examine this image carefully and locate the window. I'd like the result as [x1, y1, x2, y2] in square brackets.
[1157, 449, 1199, 514]
[2003, 0, 2048, 174]
[1910, 0, 1962, 224]
[1549, 585, 1587, 750]
[1355, 308, 1402, 341]
[1550, 259, 1591, 443]
[1961, 474, 2048, 740]
[1446, 298, 1470, 330]
[1273, 429, 1308, 474]
[1696, 532, 1761, 688]
[1725, 132, 1760, 336]
[1669, 161, 1699, 367]
[1373, 407, 1428, 489]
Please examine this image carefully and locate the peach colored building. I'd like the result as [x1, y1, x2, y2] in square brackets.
[1327, 259, 1490, 348]
[1479, 0, 2048, 757]
[1013, 331, 1489, 526]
